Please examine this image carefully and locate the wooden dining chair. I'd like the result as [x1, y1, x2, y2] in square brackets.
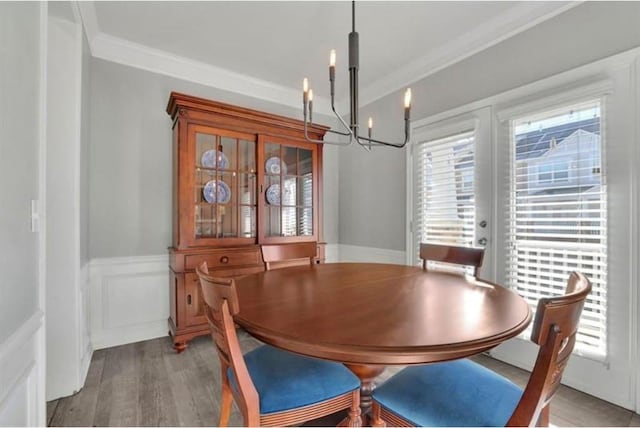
[261, 242, 318, 271]
[370, 271, 591, 427]
[419, 243, 485, 277]
[196, 262, 361, 427]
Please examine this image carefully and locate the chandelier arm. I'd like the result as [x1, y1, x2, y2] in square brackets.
[355, 133, 409, 148]
[331, 103, 356, 137]
[303, 111, 353, 146]
[355, 115, 411, 148]
[326, 128, 352, 137]
[355, 136, 372, 152]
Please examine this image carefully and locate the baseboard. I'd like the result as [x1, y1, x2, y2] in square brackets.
[78, 263, 93, 387]
[0, 311, 45, 426]
[89, 255, 170, 350]
[338, 244, 407, 265]
[324, 243, 339, 263]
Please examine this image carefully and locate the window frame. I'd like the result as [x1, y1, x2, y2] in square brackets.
[506, 97, 608, 359]
[496, 82, 613, 363]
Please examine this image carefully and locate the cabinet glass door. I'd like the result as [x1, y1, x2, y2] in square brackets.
[259, 136, 317, 242]
[191, 125, 256, 244]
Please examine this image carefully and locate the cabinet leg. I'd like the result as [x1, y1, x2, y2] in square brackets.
[174, 341, 188, 353]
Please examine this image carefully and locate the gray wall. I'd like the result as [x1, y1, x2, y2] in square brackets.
[0, 2, 41, 344]
[339, 1, 640, 251]
[89, 58, 339, 258]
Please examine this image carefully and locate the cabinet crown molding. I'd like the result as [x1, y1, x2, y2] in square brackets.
[167, 92, 329, 139]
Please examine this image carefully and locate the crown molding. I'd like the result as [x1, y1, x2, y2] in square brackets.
[75, 1, 578, 116]
[76, 1, 98, 50]
[355, 1, 581, 108]
[92, 32, 335, 114]
[75, 1, 333, 115]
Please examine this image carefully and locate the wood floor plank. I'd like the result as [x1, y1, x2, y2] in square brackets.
[47, 335, 637, 427]
[46, 400, 58, 426]
[164, 337, 216, 426]
[550, 383, 632, 427]
[93, 343, 140, 426]
[137, 338, 179, 427]
[190, 333, 243, 426]
[48, 348, 106, 427]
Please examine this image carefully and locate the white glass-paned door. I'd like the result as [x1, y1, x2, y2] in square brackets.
[413, 130, 476, 267]
[409, 108, 493, 276]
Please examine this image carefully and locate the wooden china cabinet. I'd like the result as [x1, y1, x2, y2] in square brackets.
[166, 92, 327, 352]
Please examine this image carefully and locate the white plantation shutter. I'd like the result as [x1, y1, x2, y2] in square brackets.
[413, 131, 476, 267]
[299, 173, 313, 235]
[281, 174, 313, 236]
[282, 177, 296, 236]
[507, 100, 607, 357]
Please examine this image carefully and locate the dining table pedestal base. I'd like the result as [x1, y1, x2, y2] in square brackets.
[345, 364, 386, 423]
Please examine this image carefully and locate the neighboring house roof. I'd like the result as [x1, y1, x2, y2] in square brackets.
[515, 117, 600, 160]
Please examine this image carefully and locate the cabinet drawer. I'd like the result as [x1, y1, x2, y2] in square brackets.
[185, 249, 262, 270]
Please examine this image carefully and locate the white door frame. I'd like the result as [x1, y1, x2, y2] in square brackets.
[406, 107, 492, 271]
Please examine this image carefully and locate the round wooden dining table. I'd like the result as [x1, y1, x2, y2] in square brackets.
[233, 262, 532, 419]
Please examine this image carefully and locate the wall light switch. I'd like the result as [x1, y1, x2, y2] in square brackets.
[31, 199, 40, 233]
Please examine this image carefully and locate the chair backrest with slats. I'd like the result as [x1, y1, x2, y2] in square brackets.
[261, 242, 317, 271]
[419, 243, 485, 277]
[196, 262, 259, 425]
[507, 272, 591, 427]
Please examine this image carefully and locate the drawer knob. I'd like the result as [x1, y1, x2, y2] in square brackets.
[220, 256, 229, 264]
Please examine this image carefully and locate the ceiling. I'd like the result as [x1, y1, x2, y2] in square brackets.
[79, 1, 576, 113]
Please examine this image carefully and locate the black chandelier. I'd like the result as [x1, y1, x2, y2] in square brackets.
[301, 1, 412, 150]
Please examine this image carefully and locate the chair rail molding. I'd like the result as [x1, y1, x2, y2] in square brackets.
[0, 311, 45, 426]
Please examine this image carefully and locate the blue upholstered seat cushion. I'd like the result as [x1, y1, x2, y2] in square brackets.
[228, 345, 360, 415]
[372, 359, 523, 427]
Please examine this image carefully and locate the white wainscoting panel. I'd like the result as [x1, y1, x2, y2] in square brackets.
[338, 244, 407, 265]
[89, 255, 170, 350]
[88, 245, 405, 350]
[0, 311, 45, 426]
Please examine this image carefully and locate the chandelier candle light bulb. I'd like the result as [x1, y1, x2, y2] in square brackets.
[308, 89, 314, 123]
[302, 77, 309, 114]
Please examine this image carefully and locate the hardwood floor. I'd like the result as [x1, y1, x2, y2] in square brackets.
[47, 332, 639, 427]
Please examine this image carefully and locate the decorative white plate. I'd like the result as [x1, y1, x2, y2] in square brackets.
[201, 149, 230, 169]
[265, 184, 293, 205]
[265, 156, 288, 175]
[203, 180, 231, 204]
